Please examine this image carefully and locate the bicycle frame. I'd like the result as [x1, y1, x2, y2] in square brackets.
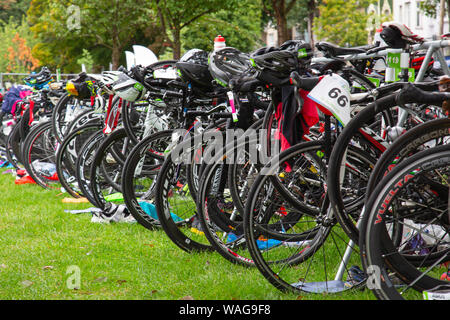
[312, 40, 450, 78]
[315, 40, 450, 127]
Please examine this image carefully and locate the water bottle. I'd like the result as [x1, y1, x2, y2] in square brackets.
[214, 35, 226, 51]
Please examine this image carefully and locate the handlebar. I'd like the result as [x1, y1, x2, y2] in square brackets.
[396, 82, 450, 105]
[312, 40, 450, 64]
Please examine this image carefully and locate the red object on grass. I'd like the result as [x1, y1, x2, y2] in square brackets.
[15, 175, 36, 185]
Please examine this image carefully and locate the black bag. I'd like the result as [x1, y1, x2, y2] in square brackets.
[66, 72, 96, 99]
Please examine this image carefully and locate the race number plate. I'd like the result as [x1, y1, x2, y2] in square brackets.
[307, 74, 352, 126]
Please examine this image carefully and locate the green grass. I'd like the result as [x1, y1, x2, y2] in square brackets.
[0, 170, 376, 300]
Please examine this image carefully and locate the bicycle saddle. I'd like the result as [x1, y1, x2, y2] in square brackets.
[381, 21, 424, 48]
[315, 41, 372, 57]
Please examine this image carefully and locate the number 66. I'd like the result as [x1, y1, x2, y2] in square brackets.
[328, 87, 348, 107]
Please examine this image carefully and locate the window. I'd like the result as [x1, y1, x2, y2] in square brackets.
[416, 1, 423, 27]
[405, 2, 411, 27]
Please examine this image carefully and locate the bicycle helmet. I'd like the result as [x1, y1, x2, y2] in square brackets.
[101, 71, 122, 85]
[180, 49, 207, 64]
[251, 49, 299, 85]
[176, 49, 213, 89]
[112, 73, 147, 101]
[89, 71, 121, 94]
[208, 47, 254, 87]
[279, 40, 313, 67]
[24, 67, 53, 89]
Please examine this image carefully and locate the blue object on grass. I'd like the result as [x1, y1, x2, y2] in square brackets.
[139, 201, 183, 222]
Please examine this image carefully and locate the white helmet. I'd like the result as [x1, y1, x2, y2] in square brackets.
[112, 73, 147, 101]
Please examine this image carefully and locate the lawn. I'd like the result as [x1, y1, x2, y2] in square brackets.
[0, 170, 375, 300]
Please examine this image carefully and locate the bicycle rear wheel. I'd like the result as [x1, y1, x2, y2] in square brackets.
[154, 134, 213, 253]
[22, 121, 60, 189]
[121, 130, 173, 230]
[75, 129, 106, 208]
[243, 141, 365, 294]
[89, 128, 135, 210]
[56, 122, 103, 198]
[361, 144, 450, 300]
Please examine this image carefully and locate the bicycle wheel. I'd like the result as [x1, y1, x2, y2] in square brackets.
[65, 109, 103, 135]
[122, 99, 171, 144]
[51, 92, 93, 143]
[196, 125, 290, 266]
[226, 118, 264, 216]
[21, 120, 60, 189]
[55, 122, 103, 198]
[6, 122, 23, 169]
[154, 134, 214, 253]
[360, 144, 450, 300]
[121, 130, 173, 230]
[243, 141, 366, 294]
[89, 127, 136, 210]
[327, 93, 429, 243]
[75, 129, 106, 208]
[365, 117, 450, 196]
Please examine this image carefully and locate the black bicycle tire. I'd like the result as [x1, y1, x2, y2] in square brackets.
[360, 144, 450, 300]
[51, 92, 93, 143]
[121, 130, 173, 230]
[89, 128, 132, 210]
[55, 122, 103, 198]
[6, 122, 23, 169]
[21, 121, 58, 189]
[365, 117, 450, 197]
[75, 129, 107, 208]
[327, 93, 408, 242]
[154, 151, 214, 253]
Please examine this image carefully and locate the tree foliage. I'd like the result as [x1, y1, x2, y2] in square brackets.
[418, 0, 450, 33]
[0, 17, 40, 73]
[0, 0, 31, 23]
[262, 0, 298, 45]
[313, 0, 374, 46]
[154, 0, 238, 59]
[180, 0, 263, 54]
[27, 0, 158, 71]
[0, 0, 382, 73]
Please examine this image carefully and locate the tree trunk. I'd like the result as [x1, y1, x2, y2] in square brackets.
[276, 16, 289, 45]
[172, 27, 181, 60]
[111, 45, 121, 70]
[447, 0, 450, 33]
[307, 0, 315, 48]
[111, 25, 121, 70]
[273, 0, 289, 45]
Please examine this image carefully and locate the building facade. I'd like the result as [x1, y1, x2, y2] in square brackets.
[392, 0, 448, 40]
